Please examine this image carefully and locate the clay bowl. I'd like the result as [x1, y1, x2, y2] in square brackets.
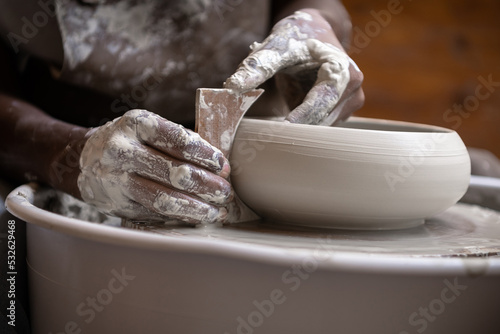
[231, 117, 471, 230]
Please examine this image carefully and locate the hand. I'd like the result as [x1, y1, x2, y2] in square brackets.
[77, 109, 233, 225]
[225, 9, 364, 125]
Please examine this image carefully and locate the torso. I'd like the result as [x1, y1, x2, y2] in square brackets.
[1, 0, 270, 125]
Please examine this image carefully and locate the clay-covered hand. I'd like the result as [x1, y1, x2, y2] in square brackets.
[77, 109, 233, 224]
[224, 9, 364, 125]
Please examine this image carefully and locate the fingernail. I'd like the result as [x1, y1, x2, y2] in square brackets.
[224, 70, 252, 92]
[223, 76, 240, 90]
[217, 207, 228, 223]
[284, 114, 298, 124]
[227, 186, 235, 203]
[219, 160, 231, 179]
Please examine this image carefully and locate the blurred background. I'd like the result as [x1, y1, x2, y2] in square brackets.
[344, 0, 500, 157]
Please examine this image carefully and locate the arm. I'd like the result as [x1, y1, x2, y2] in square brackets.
[0, 41, 87, 198]
[0, 42, 232, 225]
[0, 94, 88, 199]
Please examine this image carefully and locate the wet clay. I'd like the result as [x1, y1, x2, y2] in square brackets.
[78, 109, 229, 224]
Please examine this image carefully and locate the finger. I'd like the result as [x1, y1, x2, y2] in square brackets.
[319, 62, 364, 125]
[285, 80, 340, 125]
[224, 49, 282, 92]
[225, 38, 311, 92]
[285, 47, 351, 125]
[131, 144, 233, 205]
[132, 111, 230, 177]
[127, 174, 228, 225]
[111, 200, 171, 223]
[322, 87, 365, 126]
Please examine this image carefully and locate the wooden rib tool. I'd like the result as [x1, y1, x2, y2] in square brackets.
[195, 88, 264, 223]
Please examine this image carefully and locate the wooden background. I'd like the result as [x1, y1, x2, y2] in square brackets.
[344, 0, 500, 157]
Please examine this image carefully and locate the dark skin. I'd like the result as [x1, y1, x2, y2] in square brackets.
[272, 0, 353, 47]
[0, 41, 88, 198]
[0, 1, 364, 223]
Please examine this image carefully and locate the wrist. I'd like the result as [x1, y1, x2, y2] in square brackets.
[273, 4, 352, 51]
[47, 125, 91, 199]
[312, 8, 352, 51]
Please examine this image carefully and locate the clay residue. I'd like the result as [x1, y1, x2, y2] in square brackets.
[35, 188, 121, 225]
[77, 110, 228, 224]
[120, 203, 500, 260]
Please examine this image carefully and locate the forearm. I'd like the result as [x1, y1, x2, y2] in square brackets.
[272, 0, 352, 50]
[0, 94, 89, 198]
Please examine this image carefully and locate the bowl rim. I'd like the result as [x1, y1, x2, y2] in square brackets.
[241, 116, 455, 134]
[6, 183, 500, 277]
[235, 117, 467, 157]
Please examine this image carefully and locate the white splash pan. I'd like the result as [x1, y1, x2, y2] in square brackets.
[6, 183, 500, 333]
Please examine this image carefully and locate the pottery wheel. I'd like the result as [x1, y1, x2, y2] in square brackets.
[123, 203, 500, 258]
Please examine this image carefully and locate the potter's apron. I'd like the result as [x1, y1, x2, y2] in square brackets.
[54, 0, 269, 124]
